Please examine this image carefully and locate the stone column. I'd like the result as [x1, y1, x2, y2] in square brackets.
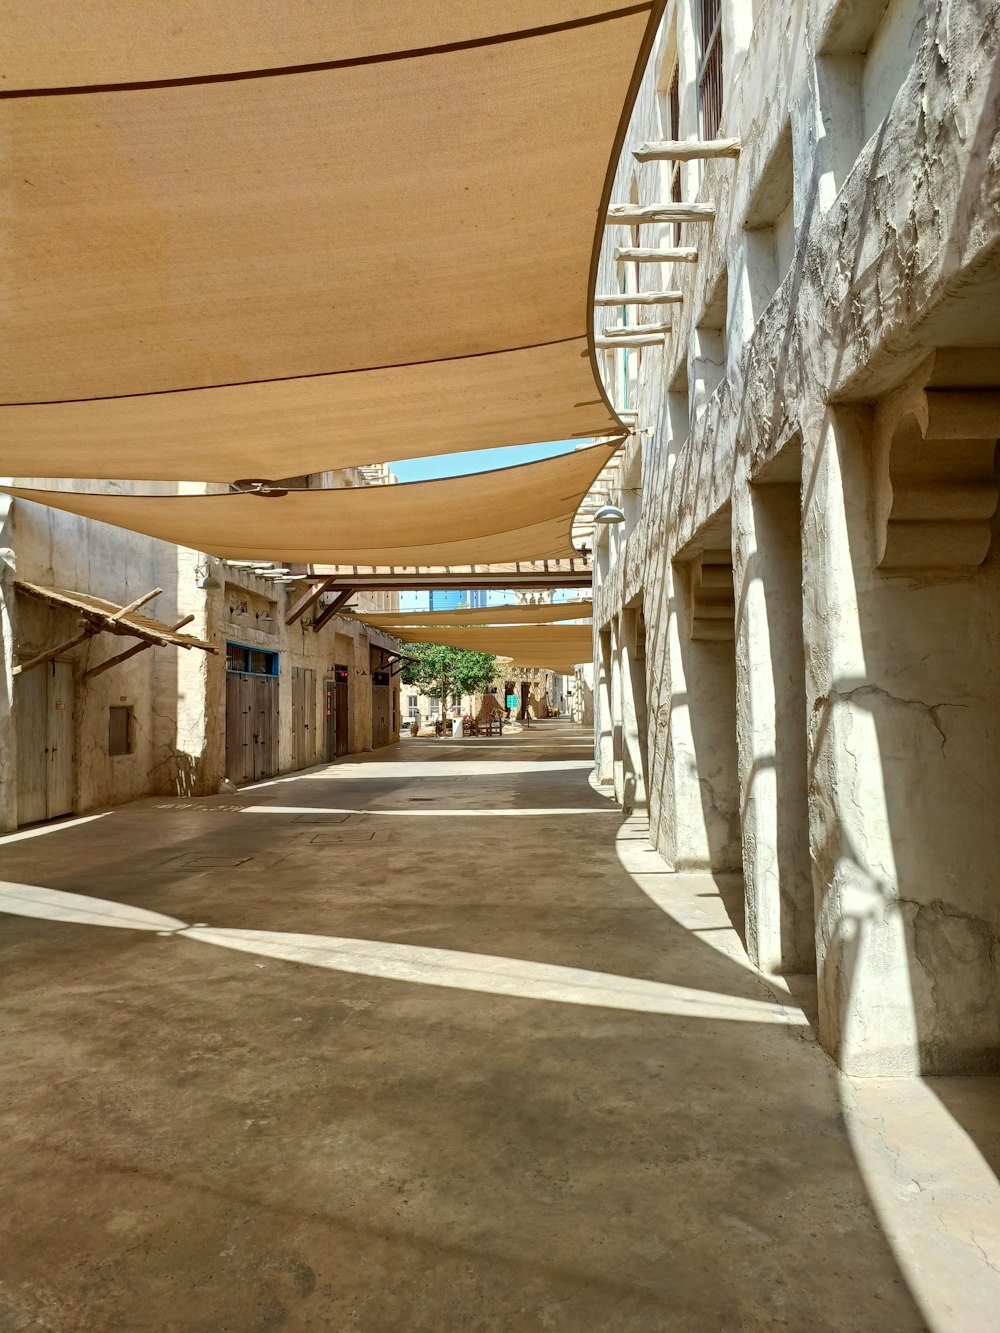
[802, 396, 1000, 1074]
[620, 605, 648, 811]
[596, 627, 614, 785]
[610, 615, 625, 804]
[732, 455, 813, 974]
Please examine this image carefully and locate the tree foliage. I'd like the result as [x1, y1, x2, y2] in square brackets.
[400, 643, 497, 702]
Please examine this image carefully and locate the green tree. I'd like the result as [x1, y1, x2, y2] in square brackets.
[400, 643, 497, 707]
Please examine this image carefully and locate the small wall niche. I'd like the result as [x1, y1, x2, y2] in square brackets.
[743, 121, 794, 323]
[692, 268, 729, 415]
[817, 0, 928, 205]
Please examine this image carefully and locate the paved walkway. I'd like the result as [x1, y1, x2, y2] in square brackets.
[1, 720, 998, 1330]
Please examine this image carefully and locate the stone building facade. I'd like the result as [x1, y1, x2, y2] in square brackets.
[593, 0, 1000, 1076]
[0, 475, 402, 832]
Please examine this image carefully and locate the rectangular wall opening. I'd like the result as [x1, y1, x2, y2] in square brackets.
[817, 0, 927, 205]
[669, 509, 742, 887]
[692, 268, 729, 416]
[743, 439, 814, 979]
[743, 121, 794, 323]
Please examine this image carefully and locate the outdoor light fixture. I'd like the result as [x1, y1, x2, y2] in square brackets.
[593, 500, 625, 525]
[195, 559, 222, 590]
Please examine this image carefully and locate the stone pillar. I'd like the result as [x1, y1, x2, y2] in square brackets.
[596, 627, 614, 785]
[732, 457, 814, 974]
[802, 397, 1000, 1074]
[611, 616, 625, 804]
[620, 605, 648, 811]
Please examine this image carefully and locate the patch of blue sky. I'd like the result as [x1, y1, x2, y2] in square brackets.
[390, 438, 579, 484]
[391, 440, 590, 610]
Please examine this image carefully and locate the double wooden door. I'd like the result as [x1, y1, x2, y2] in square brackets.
[323, 671, 349, 762]
[225, 672, 278, 785]
[291, 667, 316, 771]
[372, 682, 391, 750]
[16, 660, 74, 825]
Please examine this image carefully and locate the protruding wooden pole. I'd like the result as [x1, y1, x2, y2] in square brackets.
[14, 625, 99, 676]
[606, 203, 715, 225]
[108, 588, 163, 623]
[82, 615, 197, 682]
[594, 335, 666, 348]
[602, 323, 672, 338]
[594, 291, 683, 306]
[616, 246, 698, 263]
[633, 137, 741, 162]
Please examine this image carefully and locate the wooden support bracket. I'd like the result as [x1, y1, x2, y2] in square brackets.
[616, 246, 698, 264]
[285, 576, 335, 626]
[82, 615, 195, 682]
[606, 202, 715, 225]
[312, 588, 356, 632]
[633, 137, 741, 162]
[14, 624, 100, 676]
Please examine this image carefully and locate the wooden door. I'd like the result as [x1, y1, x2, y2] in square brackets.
[323, 678, 337, 762]
[291, 666, 315, 770]
[252, 675, 278, 780]
[15, 666, 47, 825]
[16, 660, 74, 825]
[47, 661, 74, 816]
[225, 672, 253, 784]
[372, 683, 390, 749]
[335, 676, 349, 756]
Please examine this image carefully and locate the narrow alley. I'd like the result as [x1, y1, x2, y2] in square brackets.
[4, 722, 993, 1331]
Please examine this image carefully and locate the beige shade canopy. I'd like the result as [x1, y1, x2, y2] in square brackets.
[0, 2, 661, 481]
[2, 444, 613, 566]
[347, 600, 593, 628]
[391, 624, 593, 674]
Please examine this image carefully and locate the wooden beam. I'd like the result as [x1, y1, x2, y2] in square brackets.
[594, 291, 683, 305]
[633, 136, 741, 162]
[108, 587, 163, 624]
[594, 335, 666, 348]
[606, 203, 715, 225]
[14, 625, 100, 676]
[82, 615, 195, 682]
[602, 322, 672, 337]
[616, 246, 698, 263]
[312, 588, 356, 632]
[285, 576, 335, 626]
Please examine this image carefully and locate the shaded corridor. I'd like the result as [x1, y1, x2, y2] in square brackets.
[0, 721, 987, 1330]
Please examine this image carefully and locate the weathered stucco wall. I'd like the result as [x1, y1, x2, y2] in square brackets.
[593, 0, 1000, 1074]
[0, 489, 401, 829]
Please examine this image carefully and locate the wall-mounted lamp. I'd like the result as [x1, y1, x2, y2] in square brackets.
[196, 558, 222, 590]
[593, 500, 625, 525]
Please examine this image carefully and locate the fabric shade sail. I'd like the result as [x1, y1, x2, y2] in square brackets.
[348, 600, 593, 628]
[1, 444, 614, 566]
[0, 2, 662, 481]
[391, 624, 593, 674]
